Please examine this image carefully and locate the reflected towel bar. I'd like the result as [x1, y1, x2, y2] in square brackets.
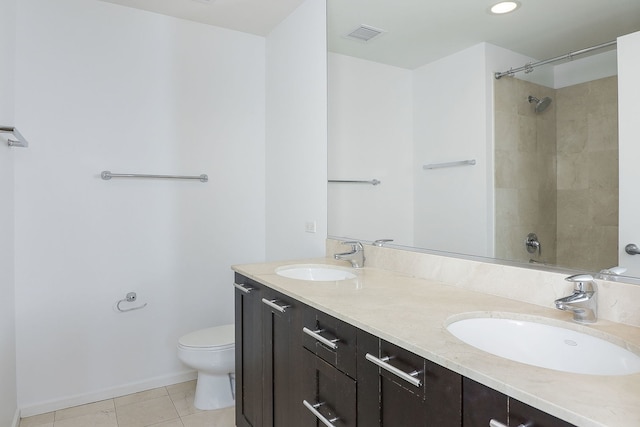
[328, 179, 381, 186]
[423, 160, 476, 170]
[101, 171, 208, 182]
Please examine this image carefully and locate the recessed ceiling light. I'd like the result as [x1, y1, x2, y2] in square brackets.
[490, 1, 521, 14]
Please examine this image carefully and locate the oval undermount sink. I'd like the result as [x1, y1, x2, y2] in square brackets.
[446, 316, 640, 375]
[275, 264, 357, 281]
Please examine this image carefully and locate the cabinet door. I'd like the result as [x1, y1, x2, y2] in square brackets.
[235, 275, 263, 427]
[357, 330, 461, 427]
[462, 377, 507, 427]
[262, 289, 303, 427]
[301, 349, 357, 427]
[462, 378, 576, 427]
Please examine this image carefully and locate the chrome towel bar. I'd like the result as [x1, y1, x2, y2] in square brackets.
[423, 159, 476, 170]
[328, 179, 380, 185]
[101, 171, 208, 182]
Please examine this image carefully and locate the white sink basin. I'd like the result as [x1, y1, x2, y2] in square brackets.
[275, 264, 357, 281]
[446, 316, 640, 375]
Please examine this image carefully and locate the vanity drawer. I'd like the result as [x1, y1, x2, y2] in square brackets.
[302, 306, 357, 378]
[358, 330, 462, 427]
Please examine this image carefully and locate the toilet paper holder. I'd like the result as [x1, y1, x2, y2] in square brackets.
[117, 292, 148, 312]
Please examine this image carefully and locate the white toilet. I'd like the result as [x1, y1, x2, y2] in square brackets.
[177, 324, 235, 410]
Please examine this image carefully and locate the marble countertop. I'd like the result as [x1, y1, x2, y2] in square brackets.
[232, 257, 640, 427]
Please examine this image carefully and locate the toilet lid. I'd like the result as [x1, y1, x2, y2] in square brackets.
[178, 324, 235, 348]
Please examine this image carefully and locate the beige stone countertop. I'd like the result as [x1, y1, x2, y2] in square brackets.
[232, 258, 640, 427]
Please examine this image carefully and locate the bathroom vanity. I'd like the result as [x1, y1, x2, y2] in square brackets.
[232, 249, 640, 427]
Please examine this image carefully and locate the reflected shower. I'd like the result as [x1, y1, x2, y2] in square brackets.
[528, 95, 552, 113]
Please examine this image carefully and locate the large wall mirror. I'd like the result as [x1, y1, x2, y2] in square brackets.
[327, 0, 640, 280]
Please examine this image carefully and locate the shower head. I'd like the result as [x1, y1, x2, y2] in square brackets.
[528, 95, 552, 113]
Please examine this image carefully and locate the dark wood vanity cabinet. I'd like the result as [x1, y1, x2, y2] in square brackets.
[261, 287, 304, 427]
[301, 348, 357, 427]
[462, 378, 575, 427]
[234, 273, 304, 427]
[301, 304, 358, 426]
[235, 273, 576, 427]
[357, 329, 462, 427]
[234, 274, 263, 427]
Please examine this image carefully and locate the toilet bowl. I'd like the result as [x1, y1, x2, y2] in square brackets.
[177, 324, 235, 410]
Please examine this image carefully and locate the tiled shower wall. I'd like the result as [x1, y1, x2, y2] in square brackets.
[494, 75, 618, 271]
[494, 77, 557, 265]
[556, 76, 618, 271]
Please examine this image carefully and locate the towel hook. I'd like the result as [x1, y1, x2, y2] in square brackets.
[117, 292, 147, 312]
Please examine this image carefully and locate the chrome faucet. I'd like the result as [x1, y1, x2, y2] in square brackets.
[554, 274, 597, 323]
[334, 241, 365, 268]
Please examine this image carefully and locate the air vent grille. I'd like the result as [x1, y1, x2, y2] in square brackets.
[345, 25, 386, 42]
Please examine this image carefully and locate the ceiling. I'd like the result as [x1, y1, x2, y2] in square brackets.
[101, 0, 640, 69]
[99, 0, 305, 36]
[328, 0, 640, 69]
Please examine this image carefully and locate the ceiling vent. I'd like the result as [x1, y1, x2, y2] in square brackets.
[344, 25, 386, 43]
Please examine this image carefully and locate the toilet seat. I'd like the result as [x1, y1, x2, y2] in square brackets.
[178, 324, 234, 350]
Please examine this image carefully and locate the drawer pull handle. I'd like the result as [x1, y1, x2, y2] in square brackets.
[261, 298, 290, 313]
[489, 420, 525, 427]
[303, 327, 339, 350]
[233, 283, 253, 294]
[365, 353, 422, 387]
[303, 400, 339, 427]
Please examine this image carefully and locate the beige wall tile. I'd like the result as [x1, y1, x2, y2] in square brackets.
[557, 152, 589, 190]
[590, 188, 619, 226]
[588, 149, 619, 190]
[557, 118, 588, 154]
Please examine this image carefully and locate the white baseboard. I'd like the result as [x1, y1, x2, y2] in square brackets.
[11, 407, 20, 427]
[19, 370, 197, 418]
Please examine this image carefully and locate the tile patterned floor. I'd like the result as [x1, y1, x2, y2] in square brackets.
[19, 380, 235, 427]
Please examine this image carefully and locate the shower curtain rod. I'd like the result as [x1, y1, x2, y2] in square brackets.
[494, 40, 617, 79]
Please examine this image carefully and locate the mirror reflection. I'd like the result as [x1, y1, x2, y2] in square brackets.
[327, 0, 640, 278]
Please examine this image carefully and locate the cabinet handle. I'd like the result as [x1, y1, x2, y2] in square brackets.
[489, 420, 525, 427]
[365, 353, 422, 388]
[302, 327, 339, 350]
[233, 283, 254, 293]
[303, 400, 339, 427]
[261, 298, 290, 313]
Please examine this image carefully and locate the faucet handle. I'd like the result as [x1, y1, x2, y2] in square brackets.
[373, 239, 393, 247]
[565, 274, 595, 292]
[341, 241, 363, 251]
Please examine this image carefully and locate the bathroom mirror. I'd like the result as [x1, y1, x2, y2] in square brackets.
[327, 0, 640, 279]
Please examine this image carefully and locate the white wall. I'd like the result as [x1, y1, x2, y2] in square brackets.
[328, 53, 414, 246]
[0, 0, 19, 423]
[14, 0, 266, 414]
[412, 44, 491, 257]
[618, 30, 640, 277]
[265, 0, 327, 261]
[554, 50, 617, 89]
